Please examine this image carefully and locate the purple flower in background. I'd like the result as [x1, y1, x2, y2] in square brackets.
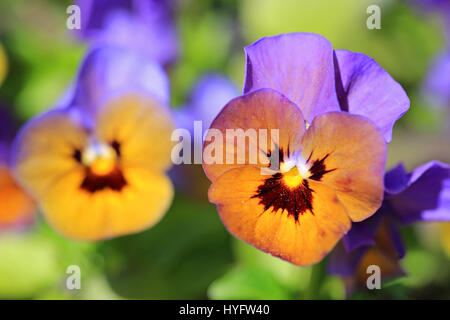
[68, 46, 170, 123]
[328, 161, 450, 292]
[174, 74, 239, 133]
[423, 50, 450, 108]
[74, 0, 178, 66]
[11, 46, 176, 240]
[243, 33, 410, 142]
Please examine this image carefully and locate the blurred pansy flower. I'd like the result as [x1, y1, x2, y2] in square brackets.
[75, 0, 178, 66]
[329, 161, 450, 291]
[12, 47, 175, 241]
[244, 33, 410, 142]
[174, 74, 239, 133]
[423, 50, 450, 108]
[0, 109, 35, 231]
[409, 0, 450, 31]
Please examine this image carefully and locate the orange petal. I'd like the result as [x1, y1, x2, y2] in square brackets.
[0, 166, 35, 228]
[301, 112, 386, 222]
[209, 166, 350, 266]
[203, 89, 305, 182]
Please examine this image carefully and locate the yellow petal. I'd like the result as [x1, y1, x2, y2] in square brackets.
[95, 94, 175, 172]
[40, 167, 173, 241]
[13, 109, 88, 199]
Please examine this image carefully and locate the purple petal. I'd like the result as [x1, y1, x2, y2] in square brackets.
[75, 0, 133, 39]
[327, 242, 367, 277]
[329, 218, 405, 277]
[243, 33, 340, 123]
[333, 50, 410, 143]
[343, 209, 385, 252]
[387, 220, 406, 259]
[384, 163, 409, 195]
[0, 107, 18, 164]
[75, 0, 178, 66]
[423, 50, 450, 108]
[180, 74, 239, 131]
[389, 161, 450, 224]
[70, 46, 170, 121]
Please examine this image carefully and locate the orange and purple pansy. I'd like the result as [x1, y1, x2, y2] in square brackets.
[202, 33, 410, 266]
[328, 161, 450, 291]
[12, 47, 175, 241]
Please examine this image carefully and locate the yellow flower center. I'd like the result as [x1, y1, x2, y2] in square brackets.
[283, 166, 303, 188]
[81, 143, 117, 176]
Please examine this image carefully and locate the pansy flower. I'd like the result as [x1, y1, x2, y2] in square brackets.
[75, 0, 178, 66]
[12, 47, 175, 241]
[328, 161, 450, 292]
[202, 33, 409, 266]
[0, 109, 35, 231]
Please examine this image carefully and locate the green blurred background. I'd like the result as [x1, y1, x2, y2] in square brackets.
[0, 0, 449, 299]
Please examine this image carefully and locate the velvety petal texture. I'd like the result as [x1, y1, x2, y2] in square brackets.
[203, 89, 306, 182]
[209, 166, 350, 266]
[301, 112, 386, 222]
[243, 33, 340, 123]
[243, 33, 408, 141]
[204, 90, 387, 266]
[333, 50, 410, 142]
